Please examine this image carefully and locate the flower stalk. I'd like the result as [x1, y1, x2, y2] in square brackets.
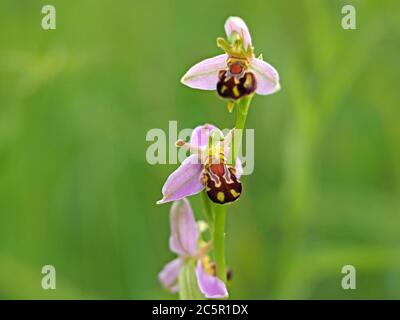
[201, 189, 214, 235]
[213, 204, 227, 284]
[233, 95, 253, 163]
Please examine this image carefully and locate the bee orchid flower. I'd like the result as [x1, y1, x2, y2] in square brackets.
[156, 124, 243, 205]
[181, 16, 280, 104]
[158, 199, 229, 299]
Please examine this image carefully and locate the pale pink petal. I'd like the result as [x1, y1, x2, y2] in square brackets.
[196, 260, 228, 299]
[169, 198, 199, 257]
[181, 54, 228, 90]
[224, 16, 252, 49]
[157, 155, 205, 204]
[190, 124, 223, 148]
[235, 158, 243, 179]
[250, 58, 281, 95]
[158, 258, 184, 293]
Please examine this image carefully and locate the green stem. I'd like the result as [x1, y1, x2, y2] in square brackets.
[213, 204, 227, 283]
[201, 190, 214, 235]
[233, 95, 253, 162]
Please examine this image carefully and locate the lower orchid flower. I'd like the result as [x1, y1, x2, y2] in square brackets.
[156, 124, 243, 205]
[158, 198, 229, 299]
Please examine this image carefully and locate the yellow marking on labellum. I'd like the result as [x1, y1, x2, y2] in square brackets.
[220, 85, 228, 94]
[244, 74, 253, 89]
[232, 86, 240, 98]
[230, 189, 241, 198]
[217, 192, 225, 203]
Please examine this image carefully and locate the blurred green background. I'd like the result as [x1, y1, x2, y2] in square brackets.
[0, 0, 399, 299]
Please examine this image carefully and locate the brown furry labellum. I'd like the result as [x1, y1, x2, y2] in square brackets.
[202, 163, 242, 204]
[216, 62, 257, 100]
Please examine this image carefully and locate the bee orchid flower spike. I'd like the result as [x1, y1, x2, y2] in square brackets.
[181, 16, 280, 110]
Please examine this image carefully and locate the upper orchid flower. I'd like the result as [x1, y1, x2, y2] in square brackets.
[158, 198, 229, 299]
[181, 16, 280, 106]
[156, 124, 243, 205]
